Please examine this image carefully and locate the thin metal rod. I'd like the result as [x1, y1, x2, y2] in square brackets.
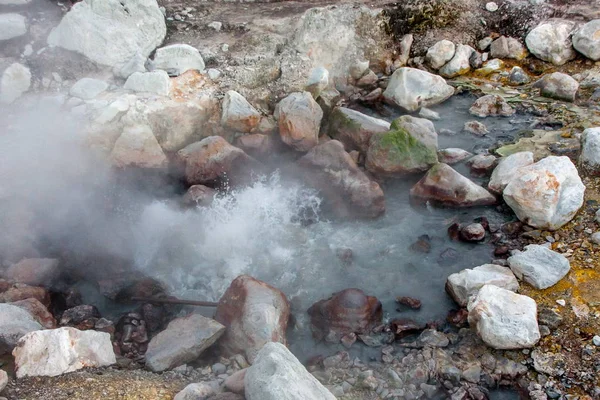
[131, 296, 218, 307]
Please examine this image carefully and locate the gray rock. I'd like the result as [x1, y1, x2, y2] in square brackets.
[525, 19, 579, 65]
[0, 13, 27, 41]
[464, 120, 488, 136]
[225, 368, 246, 394]
[13, 327, 115, 377]
[468, 285, 540, 349]
[349, 60, 369, 80]
[446, 264, 519, 307]
[509, 66, 531, 85]
[245, 342, 336, 400]
[418, 107, 440, 120]
[305, 66, 329, 97]
[275, 91, 323, 152]
[207, 68, 221, 80]
[0, 304, 41, 354]
[0, 0, 32, 3]
[0, 369, 6, 393]
[173, 383, 216, 400]
[469, 51, 483, 69]
[124, 70, 171, 96]
[383, 67, 454, 112]
[47, 0, 166, 69]
[580, 127, 600, 175]
[503, 156, 585, 230]
[507, 244, 570, 289]
[488, 151, 534, 194]
[533, 72, 579, 102]
[6, 258, 60, 286]
[418, 330, 449, 347]
[0, 62, 31, 104]
[468, 154, 497, 175]
[573, 19, 600, 61]
[469, 94, 515, 117]
[69, 78, 108, 100]
[327, 107, 390, 153]
[112, 51, 146, 79]
[221, 90, 261, 133]
[145, 314, 225, 372]
[439, 44, 474, 78]
[437, 148, 473, 164]
[489, 36, 527, 60]
[591, 232, 600, 245]
[110, 124, 168, 169]
[425, 40, 456, 70]
[478, 37, 493, 51]
[150, 44, 205, 76]
[460, 223, 486, 241]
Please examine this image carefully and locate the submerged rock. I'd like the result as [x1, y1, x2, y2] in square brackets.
[446, 264, 519, 307]
[463, 120, 488, 136]
[327, 107, 390, 153]
[533, 72, 579, 102]
[13, 327, 116, 377]
[503, 156, 585, 230]
[507, 244, 570, 289]
[573, 19, 600, 61]
[149, 44, 205, 76]
[525, 19, 579, 65]
[468, 285, 540, 349]
[308, 288, 382, 343]
[488, 151, 534, 194]
[214, 275, 290, 363]
[245, 342, 336, 400]
[410, 163, 496, 207]
[275, 91, 323, 152]
[580, 127, 600, 175]
[469, 94, 515, 118]
[0, 304, 41, 354]
[221, 90, 261, 133]
[425, 40, 456, 70]
[298, 140, 385, 218]
[383, 67, 454, 112]
[439, 44, 474, 78]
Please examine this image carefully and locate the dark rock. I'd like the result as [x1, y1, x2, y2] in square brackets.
[469, 51, 483, 69]
[447, 309, 469, 327]
[336, 248, 354, 265]
[501, 221, 523, 236]
[390, 318, 425, 338]
[396, 296, 422, 309]
[60, 305, 100, 330]
[460, 223, 486, 241]
[537, 307, 563, 330]
[95, 318, 115, 335]
[182, 185, 216, 207]
[494, 246, 510, 257]
[438, 248, 459, 265]
[409, 235, 431, 253]
[448, 223, 461, 241]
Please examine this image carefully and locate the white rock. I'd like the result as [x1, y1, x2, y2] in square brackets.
[0, 13, 27, 41]
[419, 107, 440, 120]
[425, 40, 456, 70]
[593, 336, 600, 346]
[503, 156, 585, 230]
[150, 44, 205, 76]
[525, 19, 579, 65]
[580, 127, 600, 174]
[221, 90, 261, 133]
[23, 43, 33, 57]
[0, 62, 31, 104]
[275, 91, 323, 151]
[476, 58, 504, 75]
[349, 60, 369, 80]
[573, 19, 600, 61]
[485, 2, 498, 12]
[69, 78, 108, 100]
[47, 0, 166, 69]
[488, 151, 534, 194]
[0, 0, 32, 4]
[124, 70, 171, 96]
[0, 304, 41, 354]
[437, 148, 473, 164]
[447, 264, 519, 307]
[13, 327, 115, 377]
[113, 52, 147, 79]
[556, 299, 566, 306]
[245, 342, 337, 400]
[174, 383, 216, 400]
[0, 369, 6, 392]
[439, 44, 474, 78]
[383, 67, 454, 112]
[507, 244, 570, 289]
[207, 68, 221, 80]
[207, 21, 222, 31]
[533, 72, 579, 102]
[110, 124, 168, 169]
[305, 66, 329, 97]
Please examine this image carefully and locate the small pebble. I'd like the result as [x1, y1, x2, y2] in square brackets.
[485, 2, 499, 11]
[593, 336, 600, 346]
[590, 232, 600, 245]
[556, 299, 566, 306]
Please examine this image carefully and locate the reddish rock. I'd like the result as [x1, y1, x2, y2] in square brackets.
[390, 318, 425, 338]
[182, 185, 216, 207]
[235, 134, 272, 157]
[336, 248, 354, 265]
[224, 368, 246, 395]
[308, 288, 382, 343]
[396, 296, 422, 309]
[275, 91, 323, 152]
[5, 258, 60, 287]
[447, 223, 461, 241]
[0, 284, 50, 307]
[11, 298, 57, 329]
[447, 309, 469, 327]
[0, 280, 10, 293]
[214, 275, 290, 363]
[409, 235, 431, 253]
[460, 223, 486, 241]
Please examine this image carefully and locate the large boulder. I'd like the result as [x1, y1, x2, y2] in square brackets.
[503, 156, 585, 230]
[221, 90, 261, 133]
[365, 116, 438, 176]
[533, 72, 579, 102]
[488, 152, 534, 194]
[214, 275, 290, 363]
[383, 68, 454, 112]
[245, 342, 337, 400]
[110, 125, 168, 168]
[0, 304, 41, 354]
[439, 44, 474, 78]
[145, 314, 225, 372]
[5, 258, 60, 287]
[0, 13, 27, 41]
[149, 44, 205, 76]
[425, 40, 456, 70]
[275, 91, 323, 152]
[525, 19, 579, 65]
[573, 19, 600, 61]
[0, 62, 31, 104]
[489, 36, 527, 60]
[298, 140, 385, 218]
[176, 136, 259, 186]
[410, 163, 497, 207]
[507, 245, 570, 289]
[469, 94, 515, 118]
[468, 285, 540, 349]
[446, 264, 519, 307]
[47, 0, 166, 70]
[580, 127, 600, 175]
[11, 298, 57, 329]
[13, 327, 116, 377]
[327, 107, 390, 153]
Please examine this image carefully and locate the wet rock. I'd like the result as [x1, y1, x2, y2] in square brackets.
[503, 156, 585, 230]
[383, 67, 454, 112]
[489, 36, 527, 60]
[0, 62, 31, 104]
[469, 95, 515, 118]
[447, 309, 469, 327]
[475, 58, 504, 76]
[305, 67, 329, 98]
[580, 127, 600, 175]
[123, 71, 171, 96]
[460, 223, 486, 241]
[525, 19, 579, 65]
[418, 329, 449, 347]
[48, 0, 166, 69]
[0, 369, 6, 392]
[214, 275, 290, 363]
[439, 44, 474, 78]
[468, 285, 540, 349]
[236, 134, 272, 157]
[537, 307, 562, 330]
[0, 304, 41, 354]
[463, 121, 488, 136]
[418, 107, 440, 121]
[327, 107, 390, 153]
[573, 20, 600, 61]
[488, 151, 534, 194]
[410, 163, 496, 207]
[149, 44, 205, 76]
[145, 314, 225, 372]
[0, 284, 50, 307]
[221, 90, 261, 133]
[275, 91, 322, 152]
[110, 125, 168, 169]
[11, 298, 56, 329]
[59, 305, 100, 330]
[438, 148, 473, 165]
[245, 342, 336, 400]
[365, 116, 438, 176]
[468, 154, 497, 176]
[446, 264, 519, 307]
[176, 136, 259, 186]
[69, 78, 108, 100]
[308, 288, 382, 343]
[425, 40, 456, 70]
[396, 296, 421, 309]
[509, 66, 531, 85]
[0, 13, 27, 41]
[507, 244, 570, 289]
[5, 258, 60, 287]
[182, 185, 216, 207]
[409, 235, 431, 254]
[533, 72, 579, 102]
[174, 382, 216, 400]
[298, 140, 385, 218]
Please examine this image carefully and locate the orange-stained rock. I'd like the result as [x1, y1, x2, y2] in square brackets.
[6, 258, 60, 287]
[275, 91, 322, 152]
[0, 284, 50, 307]
[11, 298, 57, 329]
